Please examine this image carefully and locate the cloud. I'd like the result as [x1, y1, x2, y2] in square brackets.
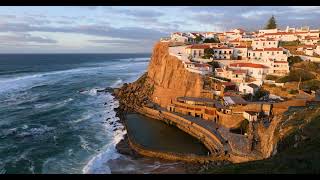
[0, 33, 57, 44]
[117, 9, 164, 18]
[0, 22, 168, 41]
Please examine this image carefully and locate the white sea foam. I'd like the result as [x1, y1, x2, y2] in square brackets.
[82, 96, 127, 174]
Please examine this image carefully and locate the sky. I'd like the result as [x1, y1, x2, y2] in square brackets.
[0, 6, 319, 53]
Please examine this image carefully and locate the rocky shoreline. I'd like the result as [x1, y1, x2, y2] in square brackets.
[106, 74, 230, 173]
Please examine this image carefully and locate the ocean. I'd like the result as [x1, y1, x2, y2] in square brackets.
[0, 54, 150, 174]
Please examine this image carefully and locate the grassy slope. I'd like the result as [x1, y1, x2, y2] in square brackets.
[204, 107, 320, 174]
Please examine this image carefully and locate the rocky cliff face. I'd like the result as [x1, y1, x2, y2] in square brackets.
[146, 42, 204, 108]
[114, 42, 205, 110]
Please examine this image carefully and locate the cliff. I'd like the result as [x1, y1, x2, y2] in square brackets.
[146, 42, 204, 108]
[114, 42, 205, 111]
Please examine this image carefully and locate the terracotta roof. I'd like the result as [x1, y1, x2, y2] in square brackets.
[232, 70, 247, 74]
[251, 49, 264, 51]
[263, 47, 283, 51]
[230, 63, 268, 69]
[194, 63, 210, 68]
[215, 68, 223, 72]
[213, 47, 232, 50]
[264, 32, 295, 36]
[186, 44, 210, 49]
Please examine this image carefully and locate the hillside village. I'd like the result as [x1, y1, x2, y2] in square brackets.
[149, 23, 320, 158]
[116, 18, 320, 163]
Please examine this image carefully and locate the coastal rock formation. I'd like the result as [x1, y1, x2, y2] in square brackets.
[114, 42, 205, 110]
[146, 42, 204, 108]
[113, 73, 154, 113]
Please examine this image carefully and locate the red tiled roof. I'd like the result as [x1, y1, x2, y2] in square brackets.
[251, 49, 264, 51]
[194, 63, 210, 68]
[213, 47, 232, 50]
[264, 32, 295, 36]
[263, 48, 283, 51]
[230, 63, 268, 68]
[232, 70, 247, 74]
[186, 44, 210, 49]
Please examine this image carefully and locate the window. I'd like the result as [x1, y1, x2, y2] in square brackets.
[260, 53, 262, 56]
[269, 42, 271, 45]
[229, 51, 231, 54]
[224, 51, 226, 54]
[256, 42, 258, 45]
[267, 52, 269, 54]
[272, 52, 274, 55]
[253, 53, 255, 56]
[277, 51, 279, 54]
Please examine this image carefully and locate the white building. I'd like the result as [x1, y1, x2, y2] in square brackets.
[247, 48, 289, 76]
[171, 32, 188, 43]
[232, 46, 248, 60]
[301, 36, 320, 45]
[305, 48, 314, 56]
[316, 46, 320, 55]
[251, 39, 279, 50]
[183, 62, 212, 75]
[229, 62, 269, 80]
[212, 47, 233, 59]
[214, 67, 247, 84]
[263, 32, 298, 41]
[258, 29, 278, 36]
[239, 83, 260, 95]
[185, 44, 210, 58]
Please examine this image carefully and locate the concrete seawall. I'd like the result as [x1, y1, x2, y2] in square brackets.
[118, 106, 232, 163]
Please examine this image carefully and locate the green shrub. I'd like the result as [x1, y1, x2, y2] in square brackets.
[288, 89, 299, 94]
[203, 38, 220, 43]
[266, 75, 279, 81]
[276, 69, 315, 83]
[301, 80, 320, 91]
[288, 56, 303, 66]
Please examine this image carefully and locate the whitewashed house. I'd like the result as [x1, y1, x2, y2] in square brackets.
[171, 32, 188, 43]
[185, 44, 210, 58]
[212, 47, 233, 59]
[232, 46, 248, 60]
[229, 62, 269, 80]
[251, 39, 279, 50]
[239, 83, 260, 95]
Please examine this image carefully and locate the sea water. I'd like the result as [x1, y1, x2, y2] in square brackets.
[0, 54, 149, 174]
